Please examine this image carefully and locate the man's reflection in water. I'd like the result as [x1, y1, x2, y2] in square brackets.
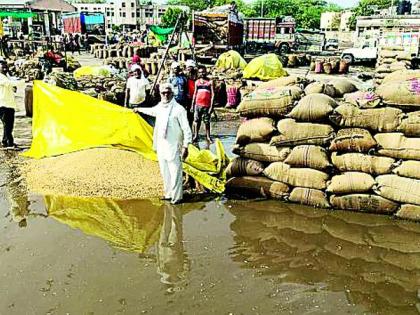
[157, 203, 188, 291]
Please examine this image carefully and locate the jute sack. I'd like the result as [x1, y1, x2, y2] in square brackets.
[329, 128, 376, 153]
[382, 69, 420, 85]
[397, 111, 420, 136]
[225, 176, 289, 199]
[233, 143, 291, 162]
[331, 152, 395, 175]
[284, 145, 331, 170]
[330, 194, 399, 214]
[376, 64, 391, 73]
[287, 93, 337, 121]
[328, 79, 357, 97]
[376, 79, 420, 107]
[225, 157, 265, 178]
[395, 204, 420, 221]
[343, 91, 381, 108]
[326, 172, 375, 194]
[236, 117, 276, 145]
[329, 104, 403, 132]
[264, 161, 329, 189]
[396, 51, 413, 61]
[375, 174, 420, 206]
[304, 82, 336, 98]
[237, 86, 303, 118]
[381, 57, 396, 64]
[288, 187, 331, 208]
[392, 160, 420, 180]
[380, 50, 398, 59]
[256, 75, 308, 90]
[270, 119, 335, 146]
[375, 133, 420, 160]
[390, 61, 410, 72]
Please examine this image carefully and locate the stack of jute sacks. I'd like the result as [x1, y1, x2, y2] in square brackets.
[227, 71, 420, 221]
[374, 47, 413, 85]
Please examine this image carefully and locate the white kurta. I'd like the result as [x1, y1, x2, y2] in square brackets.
[138, 99, 192, 203]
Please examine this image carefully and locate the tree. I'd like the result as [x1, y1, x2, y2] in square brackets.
[160, 7, 184, 28]
[348, 0, 397, 30]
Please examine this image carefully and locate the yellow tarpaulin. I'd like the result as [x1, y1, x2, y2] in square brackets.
[23, 81, 228, 193]
[73, 65, 112, 78]
[215, 50, 247, 70]
[243, 53, 288, 81]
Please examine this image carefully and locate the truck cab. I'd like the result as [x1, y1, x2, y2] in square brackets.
[341, 40, 378, 64]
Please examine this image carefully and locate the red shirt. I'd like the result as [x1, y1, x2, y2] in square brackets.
[195, 79, 212, 108]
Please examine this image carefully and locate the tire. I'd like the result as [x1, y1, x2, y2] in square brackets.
[278, 43, 290, 54]
[342, 54, 354, 64]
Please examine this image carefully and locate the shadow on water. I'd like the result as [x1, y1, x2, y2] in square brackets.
[226, 199, 420, 315]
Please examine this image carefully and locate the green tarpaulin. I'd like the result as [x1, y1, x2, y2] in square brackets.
[0, 11, 36, 19]
[149, 25, 174, 42]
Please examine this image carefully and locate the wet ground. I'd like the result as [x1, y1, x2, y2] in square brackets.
[1, 54, 420, 314]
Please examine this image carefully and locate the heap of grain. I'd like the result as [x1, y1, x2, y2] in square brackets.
[374, 47, 413, 85]
[21, 148, 164, 199]
[226, 71, 420, 221]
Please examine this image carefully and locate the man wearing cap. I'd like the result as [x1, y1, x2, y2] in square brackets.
[0, 61, 23, 148]
[133, 83, 192, 204]
[167, 62, 187, 108]
[125, 64, 151, 124]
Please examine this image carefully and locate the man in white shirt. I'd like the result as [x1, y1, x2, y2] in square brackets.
[134, 83, 192, 204]
[0, 61, 22, 148]
[125, 64, 149, 108]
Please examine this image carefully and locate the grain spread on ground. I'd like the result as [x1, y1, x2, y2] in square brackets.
[21, 148, 164, 199]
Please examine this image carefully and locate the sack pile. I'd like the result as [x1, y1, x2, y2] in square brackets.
[227, 75, 420, 222]
[374, 47, 413, 85]
[309, 58, 350, 75]
[91, 43, 158, 60]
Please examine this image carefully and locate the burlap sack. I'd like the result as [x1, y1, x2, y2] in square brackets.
[326, 172, 375, 194]
[331, 152, 394, 175]
[233, 143, 291, 162]
[392, 160, 420, 180]
[284, 145, 331, 170]
[256, 75, 308, 90]
[397, 111, 420, 136]
[395, 204, 420, 221]
[271, 119, 335, 147]
[225, 157, 265, 178]
[330, 104, 402, 132]
[380, 50, 398, 59]
[381, 57, 396, 64]
[287, 93, 337, 121]
[236, 117, 276, 145]
[304, 82, 336, 98]
[376, 64, 391, 73]
[390, 61, 410, 72]
[330, 194, 399, 214]
[375, 133, 420, 160]
[377, 79, 420, 107]
[396, 52, 413, 61]
[264, 161, 329, 189]
[329, 128, 376, 152]
[237, 86, 303, 118]
[329, 79, 357, 97]
[375, 174, 420, 206]
[382, 69, 420, 85]
[225, 176, 289, 199]
[288, 187, 330, 208]
[343, 91, 381, 108]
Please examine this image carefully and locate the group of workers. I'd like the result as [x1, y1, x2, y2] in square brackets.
[125, 56, 216, 204]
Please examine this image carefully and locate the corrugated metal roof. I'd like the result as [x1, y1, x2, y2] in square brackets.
[0, 0, 29, 6]
[0, 0, 75, 12]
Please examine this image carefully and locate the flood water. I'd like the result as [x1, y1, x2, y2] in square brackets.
[2, 162, 420, 314]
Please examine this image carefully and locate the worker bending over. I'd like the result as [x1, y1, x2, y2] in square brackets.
[134, 83, 192, 204]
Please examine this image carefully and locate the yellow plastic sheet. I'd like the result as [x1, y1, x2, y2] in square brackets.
[215, 50, 247, 70]
[73, 65, 112, 78]
[23, 81, 228, 193]
[243, 54, 288, 81]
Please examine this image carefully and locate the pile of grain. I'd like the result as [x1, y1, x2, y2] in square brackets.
[21, 148, 164, 199]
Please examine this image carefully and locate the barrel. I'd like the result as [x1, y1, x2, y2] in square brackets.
[24, 84, 33, 118]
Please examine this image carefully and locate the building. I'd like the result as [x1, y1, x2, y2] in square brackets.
[0, 0, 75, 35]
[320, 10, 354, 46]
[73, 1, 188, 30]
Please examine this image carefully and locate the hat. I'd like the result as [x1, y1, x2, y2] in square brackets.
[170, 61, 180, 70]
[185, 59, 196, 68]
[130, 64, 142, 72]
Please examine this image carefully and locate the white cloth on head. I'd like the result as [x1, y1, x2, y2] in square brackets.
[185, 59, 196, 68]
[130, 64, 142, 72]
[126, 75, 150, 105]
[171, 61, 180, 69]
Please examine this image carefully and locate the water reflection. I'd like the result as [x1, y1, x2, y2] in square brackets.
[227, 200, 420, 315]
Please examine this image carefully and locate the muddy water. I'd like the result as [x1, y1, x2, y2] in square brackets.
[2, 171, 420, 314]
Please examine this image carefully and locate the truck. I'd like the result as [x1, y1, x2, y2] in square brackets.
[62, 12, 105, 35]
[243, 17, 325, 54]
[192, 5, 244, 56]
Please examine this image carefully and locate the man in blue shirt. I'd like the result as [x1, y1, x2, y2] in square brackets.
[167, 62, 187, 108]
